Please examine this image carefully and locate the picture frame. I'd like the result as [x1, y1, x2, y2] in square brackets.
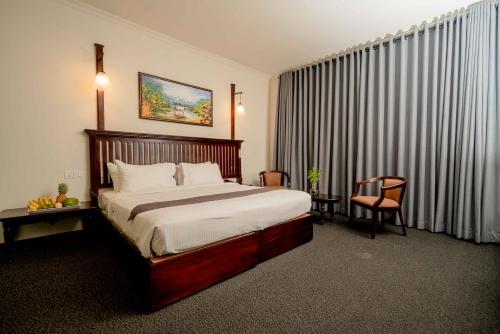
[138, 72, 213, 127]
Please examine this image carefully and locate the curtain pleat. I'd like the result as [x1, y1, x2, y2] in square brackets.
[274, 0, 500, 243]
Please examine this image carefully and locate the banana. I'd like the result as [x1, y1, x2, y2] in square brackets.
[28, 200, 40, 209]
[28, 196, 57, 211]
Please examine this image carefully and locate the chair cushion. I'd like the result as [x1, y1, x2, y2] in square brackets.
[351, 195, 399, 208]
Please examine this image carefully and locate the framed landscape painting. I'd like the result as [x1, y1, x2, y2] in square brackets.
[139, 72, 213, 126]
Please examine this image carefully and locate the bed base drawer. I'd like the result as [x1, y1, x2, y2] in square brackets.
[259, 214, 314, 261]
[149, 233, 259, 311]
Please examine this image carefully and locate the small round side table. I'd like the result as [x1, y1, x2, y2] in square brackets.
[311, 193, 342, 224]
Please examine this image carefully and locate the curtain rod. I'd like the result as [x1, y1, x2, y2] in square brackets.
[279, 0, 497, 76]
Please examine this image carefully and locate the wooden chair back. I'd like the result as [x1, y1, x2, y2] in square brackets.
[382, 177, 406, 204]
[259, 170, 290, 188]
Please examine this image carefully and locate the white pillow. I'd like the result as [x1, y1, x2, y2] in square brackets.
[116, 160, 176, 193]
[180, 162, 224, 186]
[107, 162, 121, 191]
[176, 162, 211, 185]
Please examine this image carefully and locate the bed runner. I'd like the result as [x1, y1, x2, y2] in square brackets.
[129, 187, 278, 220]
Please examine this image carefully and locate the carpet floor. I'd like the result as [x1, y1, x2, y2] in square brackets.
[0, 216, 499, 334]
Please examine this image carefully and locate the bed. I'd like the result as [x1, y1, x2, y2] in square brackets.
[85, 129, 314, 311]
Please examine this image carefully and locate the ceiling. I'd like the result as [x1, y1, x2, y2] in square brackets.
[79, 0, 476, 75]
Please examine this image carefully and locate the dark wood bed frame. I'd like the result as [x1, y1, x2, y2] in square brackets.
[84, 129, 313, 311]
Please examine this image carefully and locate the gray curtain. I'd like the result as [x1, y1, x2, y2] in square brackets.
[274, 0, 500, 243]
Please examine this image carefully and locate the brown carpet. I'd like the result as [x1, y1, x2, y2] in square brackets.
[0, 216, 499, 333]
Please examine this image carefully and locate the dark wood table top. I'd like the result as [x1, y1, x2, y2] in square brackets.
[311, 193, 342, 203]
[0, 201, 97, 222]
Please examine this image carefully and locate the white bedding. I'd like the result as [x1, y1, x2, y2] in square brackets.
[99, 183, 311, 257]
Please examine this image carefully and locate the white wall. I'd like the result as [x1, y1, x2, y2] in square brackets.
[0, 0, 271, 242]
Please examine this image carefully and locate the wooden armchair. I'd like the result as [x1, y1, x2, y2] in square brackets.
[350, 176, 407, 239]
[259, 170, 291, 188]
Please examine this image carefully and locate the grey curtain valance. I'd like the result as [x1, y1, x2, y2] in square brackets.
[274, 0, 500, 243]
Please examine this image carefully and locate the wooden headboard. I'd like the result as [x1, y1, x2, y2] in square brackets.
[84, 129, 243, 202]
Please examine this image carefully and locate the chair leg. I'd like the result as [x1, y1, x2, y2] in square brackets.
[380, 212, 385, 227]
[371, 210, 378, 239]
[397, 208, 407, 236]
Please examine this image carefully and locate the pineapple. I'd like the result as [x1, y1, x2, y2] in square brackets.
[56, 182, 68, 203]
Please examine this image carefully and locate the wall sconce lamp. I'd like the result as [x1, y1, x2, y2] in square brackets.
[93, 72, 111, 91]
[230, 83, 245, 140]
[235, 92, 245, 114]
[94, 43, 111, 130]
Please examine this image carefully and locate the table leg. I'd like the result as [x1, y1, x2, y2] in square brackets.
[319, 204, 325, 225]
[329, 203, 335, 223]
[78, 214, 94, 246]
[82, 213, 93, 231]
[3, 222, 19, 263]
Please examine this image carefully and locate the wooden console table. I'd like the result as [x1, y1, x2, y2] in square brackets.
[0, 201, 98, 263]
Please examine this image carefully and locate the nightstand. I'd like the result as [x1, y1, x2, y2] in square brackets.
[0, 201, 99, 263]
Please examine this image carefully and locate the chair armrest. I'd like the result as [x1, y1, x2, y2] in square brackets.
[381, 182, 406, 192]
[285, 172, 291, 188]
[352, 176, 384, 197]
[283, 172, 291, 189]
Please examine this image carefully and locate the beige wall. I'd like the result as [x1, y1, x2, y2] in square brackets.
[0, 0, 271, 242]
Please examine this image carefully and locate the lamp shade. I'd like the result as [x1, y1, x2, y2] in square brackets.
[93, 71, 111, 91]
[236, 102, 245, 114]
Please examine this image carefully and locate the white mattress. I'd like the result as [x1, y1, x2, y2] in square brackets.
[99, 183, 311, 257]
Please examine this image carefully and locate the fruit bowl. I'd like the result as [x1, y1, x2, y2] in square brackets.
[27, 184, 80, 213]
[27, 195, 80, 213]
[28, 204, 81, 214]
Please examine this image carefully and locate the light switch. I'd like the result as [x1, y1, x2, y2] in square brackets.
[64, 170, 83, 179]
